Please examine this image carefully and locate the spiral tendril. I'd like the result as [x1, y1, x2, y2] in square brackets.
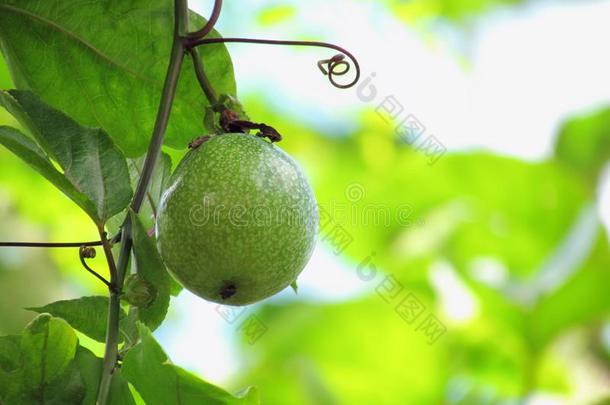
[183, 0, 360, 89]
[187, 37, 360, 89]
[317, 54, 356, 89]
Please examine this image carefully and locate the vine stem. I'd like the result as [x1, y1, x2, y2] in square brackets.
[0, 240, 103, 248]
[95, 0, 188, 403]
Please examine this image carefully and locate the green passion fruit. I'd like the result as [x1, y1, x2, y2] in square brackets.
[155, 133, 318, 305]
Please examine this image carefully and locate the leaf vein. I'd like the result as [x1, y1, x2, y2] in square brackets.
[0, 4, 153, 84]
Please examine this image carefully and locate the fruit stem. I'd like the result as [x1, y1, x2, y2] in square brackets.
[95, 0, 188, 404]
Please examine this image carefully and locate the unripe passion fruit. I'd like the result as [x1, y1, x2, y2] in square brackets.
[156, 133, 318, 305]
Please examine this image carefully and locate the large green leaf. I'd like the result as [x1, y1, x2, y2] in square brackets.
[123, 323, 259, 405]
[0, 125, 100, 221]
[27, 296, 127, 343]
[0, 0, 236, 156]
[130, 212, 171, 331]
[74, 346, 135, 405]
[15, 314, 85, 404]
[0, 90, 132, 224]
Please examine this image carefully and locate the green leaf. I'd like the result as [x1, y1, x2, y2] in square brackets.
[74, 346, 136, 405]
[0, 125, 100, 221]
[166, 366, 259, 405]
[0, 335, 21, 372]
[3, 365, 85, 405]
[17, 314, 85, 404]
[0, 0, 236, 156]
[27, 296, 127, 343]
[122, 324, 259, 405]
[0, 90, 132, 224]
[41, 366, 85, 405]
[20, 314, 78, 387]
[554, 107, 610, 183]
[130, 212, 171, 331]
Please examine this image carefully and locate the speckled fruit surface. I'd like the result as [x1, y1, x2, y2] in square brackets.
[156, 133, 318, 306]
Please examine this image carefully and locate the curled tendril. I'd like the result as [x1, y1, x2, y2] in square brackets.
[79, 245, 113, 289]
[317, 54, 355, 89]
[182, 0, 360, 89]
[186, 37, 361, 89]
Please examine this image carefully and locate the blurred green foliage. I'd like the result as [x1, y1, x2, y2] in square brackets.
[231, 96, 610, 403]
[256, 5, 296, 26]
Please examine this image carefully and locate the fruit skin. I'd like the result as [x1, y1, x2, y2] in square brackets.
[156, 133, 318, 306]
